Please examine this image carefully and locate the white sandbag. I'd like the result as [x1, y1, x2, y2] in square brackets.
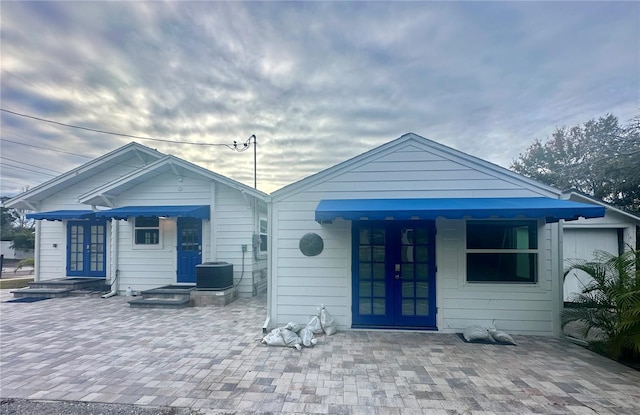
[299, 327, 317, 347]
[306, 315, 324, 334]
[319, 304, 337, 335]
[489, 329, 517, 345]
[462, 325, 494, 343]
[280, 328, 303, 347]
[284, 322, 303, 333]
[262, 328, 287, 347]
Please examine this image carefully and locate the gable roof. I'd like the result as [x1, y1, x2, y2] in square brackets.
[79, 154, 268, 206]
[3, 142, 164, 210]
[271, 132, 562, 201]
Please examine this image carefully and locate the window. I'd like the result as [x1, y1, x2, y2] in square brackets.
[259, 217, 268, 253]
[466, 220, 538, 283]
[134, 217, 160, 245]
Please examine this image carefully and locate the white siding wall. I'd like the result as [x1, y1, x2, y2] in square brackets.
[213, 185, 260, 297]
[271, 142, 561, 334]
[113, 173, 212, 292]
[33, 159, 147, 280]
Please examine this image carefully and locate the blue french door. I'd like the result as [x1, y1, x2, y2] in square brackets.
[177, 218, 202, 283]
[352, 221, 437, 329]
[67, 219, 107, 277]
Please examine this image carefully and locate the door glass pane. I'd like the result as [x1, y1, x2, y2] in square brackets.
[359, 281, 372, 297]
[359, 298, 371, 315]
[416, 264, 428, 280]
[402, 281, 414, 297]
[416, 300, 429, 316]
[416, 282, 428, 298]
[372, 281, 385, 297]
[359, 229, 370, 245]
[372, 264, 385, 280]
[359, 246, 371, 262]
[359, 263, 371, 279]
[401, 264, 414, 279]
[372, 229, 385, 245]
[373, 298, 385, 315]
[415, 246, 428, 262]
[402, 299, 414, 316]
[372, 246, 385, 262]
[401, 246, 414, 262]
[415, 228, 428, 244]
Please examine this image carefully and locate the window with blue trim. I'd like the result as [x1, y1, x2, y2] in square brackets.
[466, 220, 538, 283]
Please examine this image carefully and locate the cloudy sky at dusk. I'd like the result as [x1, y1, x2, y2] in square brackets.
[1, 1, 638, 197]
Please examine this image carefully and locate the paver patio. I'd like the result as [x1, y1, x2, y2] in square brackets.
[0, 288, 638, 414]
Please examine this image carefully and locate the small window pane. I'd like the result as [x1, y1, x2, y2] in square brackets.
[416, 300, 429, 316]
[415, 246, 428, 262]
[359, 281, 372, 297]
[359, 229, 370, 245]
[402, 282, 414, 297]
[359, 298, 371, 315]
[415, 228, 429, 244]
[401, 246, 414, 262]
[416, 282, 429, 298]
[359, 246, 371, 262]
[467, 253, 537, 283]
[371, 229, 385, 245]
[416, 264, 428, 280]
[359, 263, 371, 279]
[372, 298, 385, 315]
[401, 264, 414, 279]
[372, 246, 385, 262]
[467, 221, 537, 249]
[402, 299, 414, 316]
[372, 264, 385, 280]
[372, 281, 385, 297]
[136, 217, 159, 227]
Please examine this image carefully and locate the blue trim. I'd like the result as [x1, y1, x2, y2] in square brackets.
[95, 205, 210, 220]
[316, 197, 605, 223]
[27, 210, 95, 221]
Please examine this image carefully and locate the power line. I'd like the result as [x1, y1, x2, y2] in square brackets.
[0, 156, 63, 174]
[1, 138, 94, 159]
[0, 108, 238, 147]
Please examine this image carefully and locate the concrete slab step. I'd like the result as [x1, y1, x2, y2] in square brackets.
[29, 278, 108, 291]
[128, 297, 192, 309]
[10, 288, 72, 299]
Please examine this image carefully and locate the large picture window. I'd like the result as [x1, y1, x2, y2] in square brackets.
[466, 220, 538, 283]
[134, 217, 160, 245]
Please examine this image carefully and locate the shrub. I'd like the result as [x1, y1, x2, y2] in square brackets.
[562, 248, 640, 362]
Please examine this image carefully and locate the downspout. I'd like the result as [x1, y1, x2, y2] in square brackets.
[102, 219, 119, 298]
[34, 220, 41, 282]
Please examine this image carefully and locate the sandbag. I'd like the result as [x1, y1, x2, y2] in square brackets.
[306, 315, 324, 334]
[299, 327, 317, 347]
[489, 329, 517, 345]
[284, 322, 303, 333]
[462, 325, 494, 343]
[262, 328, 302, 350]
[262, 328, 287, 347]
[319, 304, 337, 335]
[280, 328, 303, 349]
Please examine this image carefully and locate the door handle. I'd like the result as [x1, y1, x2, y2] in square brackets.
[395, 275, 401, 280]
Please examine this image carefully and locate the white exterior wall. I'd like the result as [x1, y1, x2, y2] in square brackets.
[213, 185, 261, 297]
[31, 159, 148, 281]
[270, 141, 562, 335]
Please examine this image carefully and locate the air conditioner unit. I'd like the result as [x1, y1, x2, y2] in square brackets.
[196, 262, 233, 290]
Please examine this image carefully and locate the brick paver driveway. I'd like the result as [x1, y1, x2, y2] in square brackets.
[1, 288, 638, 414]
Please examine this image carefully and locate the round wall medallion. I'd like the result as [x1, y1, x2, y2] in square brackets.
[299, 233, 324, 257]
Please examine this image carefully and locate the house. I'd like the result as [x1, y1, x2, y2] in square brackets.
[561, 191, 639, 302]
[267, 133, 605, 336]
[3, 142, 269, 297]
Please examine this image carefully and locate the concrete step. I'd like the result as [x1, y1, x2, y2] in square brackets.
[10, 287, 72, 299]
[139, 285, 195, 301]
[29, 278, 108, 291]
[128, 297, 192, 309]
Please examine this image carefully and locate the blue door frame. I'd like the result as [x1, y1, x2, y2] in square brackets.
[352, 221, 437, 329]
[67, 218, 107, 277]
[177, 217, 202, 283]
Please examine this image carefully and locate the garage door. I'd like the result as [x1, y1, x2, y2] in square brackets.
[563, 228, 619, 302]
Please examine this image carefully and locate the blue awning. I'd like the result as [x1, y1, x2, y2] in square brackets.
[26, 210, 96, 221]
[94, 205, 210, 220]
[315, 197, 605, 223]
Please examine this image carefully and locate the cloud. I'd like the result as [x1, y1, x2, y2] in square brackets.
[1, 1, 638, 197]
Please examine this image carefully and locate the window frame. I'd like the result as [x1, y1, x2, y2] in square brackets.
[132, 216, 163, 249]
[257, 215, 268, 257]
[465, 219, 539, 284]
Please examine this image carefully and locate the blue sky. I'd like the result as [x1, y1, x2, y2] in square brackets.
[1, 1, 638, 197]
